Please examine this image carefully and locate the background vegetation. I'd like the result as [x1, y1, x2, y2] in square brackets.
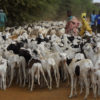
[0, 0, 98, 26]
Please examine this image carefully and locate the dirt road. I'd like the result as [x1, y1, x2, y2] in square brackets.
[0, 83, 99, 100]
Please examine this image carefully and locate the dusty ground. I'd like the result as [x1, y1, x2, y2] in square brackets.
[0, 83, 99, 100]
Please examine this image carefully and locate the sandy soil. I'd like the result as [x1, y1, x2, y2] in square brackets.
[0, 83, 99, 100]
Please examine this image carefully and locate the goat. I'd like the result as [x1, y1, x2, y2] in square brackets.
[66, 58, 93, 100]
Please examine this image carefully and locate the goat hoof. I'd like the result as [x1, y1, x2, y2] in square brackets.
[23, 84, 25, 87]
[30, 89, 33, 91]
[56, 85, 59, 88]
[49, 87, 52, 90]
[3, 88, 6, 91]
[74, 93, 77, 97]
[69, 95, 72, 98]
[84, 98, 87, 100]
[94, 97, 96, 100]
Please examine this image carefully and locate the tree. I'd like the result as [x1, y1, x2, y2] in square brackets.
[0, 0, 98, 26]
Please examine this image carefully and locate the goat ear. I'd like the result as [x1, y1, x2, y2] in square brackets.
[93, 45, 96, 49]
[91, 43, 96, 48]
[93, 39, 96, 43]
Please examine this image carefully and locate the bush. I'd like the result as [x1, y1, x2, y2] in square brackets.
[0, 0, 98, 26]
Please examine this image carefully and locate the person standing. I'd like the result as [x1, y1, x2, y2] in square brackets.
[0, 9, 7, 32]
[95, 11, 100, 33]
[65, 10, 80, 36]
[90, 10, 96, 33]
[80, 13, 92, 37]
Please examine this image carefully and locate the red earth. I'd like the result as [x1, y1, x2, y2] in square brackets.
[0, 83, 99, 100]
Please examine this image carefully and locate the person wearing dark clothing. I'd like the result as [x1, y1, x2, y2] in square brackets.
[95, 11, 100, 33]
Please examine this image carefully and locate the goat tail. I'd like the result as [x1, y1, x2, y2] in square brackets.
[75, 65, 80, 76]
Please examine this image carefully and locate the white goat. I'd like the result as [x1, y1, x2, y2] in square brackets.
[28, 61, 49, 91]
[0, 56, 8, 90]
[66, 58, 93, 100]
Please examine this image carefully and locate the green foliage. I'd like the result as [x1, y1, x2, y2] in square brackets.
[0, 0, 98, 26]
[71, 0, 95, 16]
[57, 0, 98, 19]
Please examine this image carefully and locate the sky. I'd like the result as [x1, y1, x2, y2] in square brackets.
[93, 0, 100, 3]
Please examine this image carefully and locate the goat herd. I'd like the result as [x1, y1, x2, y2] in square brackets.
[0, 21, 100, 100]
